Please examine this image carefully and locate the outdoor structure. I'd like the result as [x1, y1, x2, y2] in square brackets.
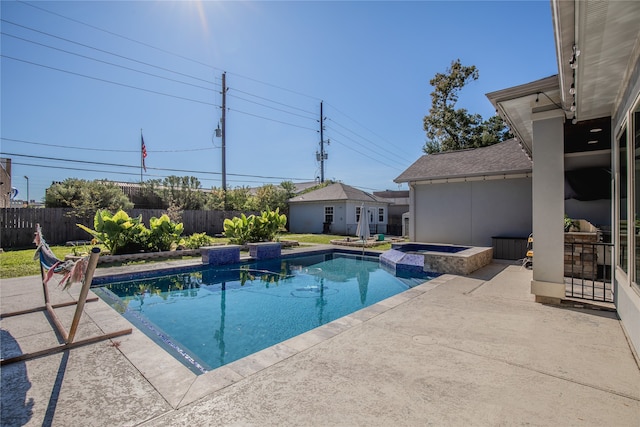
[395, 139, 533, 247]
[486, 0, 640, 355]
[288, 182, 389, 235]
[373, 190, 409, 236]
[0, 158, 12, 208]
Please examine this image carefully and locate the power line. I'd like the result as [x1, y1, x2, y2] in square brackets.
[327, 119, 413, 164]
[325, 101, 415, 163]
[18, 0, 226, 73]
[322, 137, 403, 171]
[1, 14, 334, 135]
[230, 88, 317, 117]
[5, 4, 407, 180]
[324, 126, 407, 169]
[228, 108, 318, 132]
[1, 54, 219, 107]
[1, 31, 219, 93]
[14, 2, 322, 101]
[1, 137, 217, 153]
[228, 92, 317, 122]
[9, 161, 297, 185]
[3, 51, 316, 131]
[2, 152, 313, 181]
[1, 18, 217, 87]
[2, 34, 318, 129]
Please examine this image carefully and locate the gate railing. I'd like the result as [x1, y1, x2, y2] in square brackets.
[564, 241, 614, 303]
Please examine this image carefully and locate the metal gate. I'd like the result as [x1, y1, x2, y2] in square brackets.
[565, 241, 614, 303]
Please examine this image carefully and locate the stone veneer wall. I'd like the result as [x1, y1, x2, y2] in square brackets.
[423, 247, 493, 276]
[564, 232, 599, 279]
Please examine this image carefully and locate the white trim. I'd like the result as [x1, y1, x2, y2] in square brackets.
[411, 173, 532, 186]
[630, 106, 636, 285]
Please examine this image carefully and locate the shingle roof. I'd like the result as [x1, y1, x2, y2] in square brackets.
[288, 183, 388, 204]
[394, 139, 532, 183]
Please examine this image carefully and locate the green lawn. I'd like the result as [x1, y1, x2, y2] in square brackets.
[0, 234, 392, 280]
[0, 245, 72, 279]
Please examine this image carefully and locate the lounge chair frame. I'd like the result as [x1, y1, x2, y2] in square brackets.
[1, 247, 131, 365]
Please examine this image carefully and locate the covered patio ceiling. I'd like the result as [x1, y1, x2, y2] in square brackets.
[485, 0, 640, 165]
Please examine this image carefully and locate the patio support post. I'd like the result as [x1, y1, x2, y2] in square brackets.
[409, 183, 416, 241]
[530, 109, 566, 303]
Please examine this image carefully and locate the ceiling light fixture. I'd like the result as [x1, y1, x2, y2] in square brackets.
[590, 128, 603, 133]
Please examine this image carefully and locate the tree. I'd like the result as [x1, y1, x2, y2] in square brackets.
[224, 186, 253, 211]
[252, 182, 297, 213]
[160, 175, 206, 210]
[423, 59, 512, 154]
[45, 178, 133, 218]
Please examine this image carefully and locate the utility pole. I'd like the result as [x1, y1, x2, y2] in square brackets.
[317, 101, 327, 183]
[221, 72, 227, 194]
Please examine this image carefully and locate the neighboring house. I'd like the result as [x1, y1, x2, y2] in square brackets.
[373, 190, 409, 236]
[486, 1, 639, 355]
[395, 140, 533, 247]
[0, 158, 12, 208]
[288, 183, 389, 235]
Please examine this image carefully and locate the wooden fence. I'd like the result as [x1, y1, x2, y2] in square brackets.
[0, 208, 254, 249]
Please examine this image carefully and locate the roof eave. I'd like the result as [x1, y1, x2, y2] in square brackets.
[396, 169, 533, 184]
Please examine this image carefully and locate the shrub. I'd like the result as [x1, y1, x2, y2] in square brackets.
[77, 210, 147, 255]
[147, 214, 185, 251]
[223, 208, 287, 245]
[183, 232, 216, 249]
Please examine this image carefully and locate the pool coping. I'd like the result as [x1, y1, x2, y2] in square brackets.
[85, 245, 455, 409]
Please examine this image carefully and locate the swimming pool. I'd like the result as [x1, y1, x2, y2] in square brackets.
[93, 251, 435, 374]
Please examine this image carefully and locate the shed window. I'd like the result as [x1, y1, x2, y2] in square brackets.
[378, 208, 385, 222]
[355, 206, 361, 222]
[324, 206, 334, 223]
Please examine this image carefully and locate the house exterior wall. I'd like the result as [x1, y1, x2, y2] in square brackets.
[412, 177, 532, 247]
[612, 66, 640, 357]
[289, 201, 388, 235]
[289, 202, 337, 234]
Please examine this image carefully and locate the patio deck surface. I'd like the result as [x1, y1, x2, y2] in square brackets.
[1, 253, 639, 426]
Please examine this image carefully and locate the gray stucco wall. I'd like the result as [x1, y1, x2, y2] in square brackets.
[413, 177, 532, 247]
[289, 201, 388, 235]
[289, 202, 347, 234]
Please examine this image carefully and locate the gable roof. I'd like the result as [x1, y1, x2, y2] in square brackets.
[289, 183, 388, 204]
[394, 139, 532, 183]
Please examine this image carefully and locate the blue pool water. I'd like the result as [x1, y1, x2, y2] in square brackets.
[393, 243, 469, 254]
[94, 251, 435, 374]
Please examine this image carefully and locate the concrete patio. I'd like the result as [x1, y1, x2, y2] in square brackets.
[1, 257, 639, 426]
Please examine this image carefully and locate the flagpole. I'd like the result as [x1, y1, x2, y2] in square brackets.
[140, 129, 144, 183]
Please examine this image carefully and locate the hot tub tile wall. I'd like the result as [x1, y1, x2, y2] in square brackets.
[383, 243, 493, 276]
[248, 242, 281, 260]
[201, 245, 242, 266]
[423, 247, 493, 275]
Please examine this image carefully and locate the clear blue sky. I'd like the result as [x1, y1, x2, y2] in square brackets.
[1, 1, 556, 203]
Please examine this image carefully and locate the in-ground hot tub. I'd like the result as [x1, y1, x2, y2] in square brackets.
[381, 242, 493, 276]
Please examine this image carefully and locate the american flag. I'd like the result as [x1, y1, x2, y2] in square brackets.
[141, 134, 147, 172]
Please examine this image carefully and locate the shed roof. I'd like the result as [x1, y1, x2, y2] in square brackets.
[394, 139, 532, 183]
[289, 182, 388, 204]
